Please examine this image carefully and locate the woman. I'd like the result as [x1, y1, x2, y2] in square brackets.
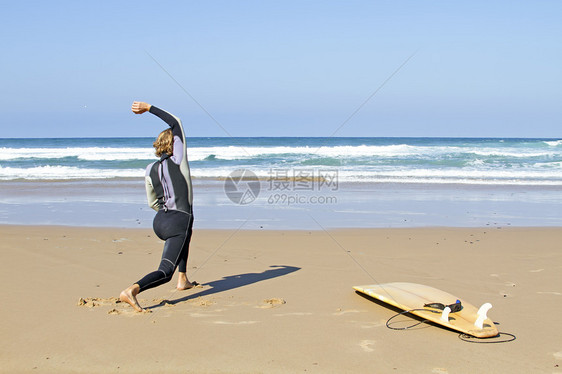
[120, 101, 196, 312]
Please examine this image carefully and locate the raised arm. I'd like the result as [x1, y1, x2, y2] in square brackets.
[131, 101, 182, 138]
[132, 101, 186, 166]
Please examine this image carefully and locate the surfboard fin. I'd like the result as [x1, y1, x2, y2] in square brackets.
[474, 303, 492, 329]
[440, 306, 451, 322]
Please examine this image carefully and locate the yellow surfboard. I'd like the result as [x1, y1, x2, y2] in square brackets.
[354, 282, 498, 338]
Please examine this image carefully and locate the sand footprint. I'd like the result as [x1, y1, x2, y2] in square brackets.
[189, 297, 215, 307]
[537, 291, 562, 296]
[360, 320, 386, 329]
[78, 297, 155, 316]
[213, 320, 259, 325]
[77, 297, 120, 308]
[152, 298, 176, 307]
[333, 309, 362, 316]
[529, 269, 544, 273]
[274, 312, 313, 317]
[258, 298, 286, 309]
[109, 308, 152, 316]
[432, 368, 449, 374]
[189, 312, 221, 318]
[359, 340, 375, 352]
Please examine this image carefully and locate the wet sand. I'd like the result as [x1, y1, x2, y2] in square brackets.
[1, 180, 561, 229]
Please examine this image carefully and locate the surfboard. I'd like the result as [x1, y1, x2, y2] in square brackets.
[354, 282, 498, 338]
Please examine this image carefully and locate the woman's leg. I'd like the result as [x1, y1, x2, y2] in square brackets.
[177, 213, 195, 290]
[120, 210, 190, 311]
[136, 210, 190, 291]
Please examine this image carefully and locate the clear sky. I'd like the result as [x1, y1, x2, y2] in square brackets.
[1, 1, 561, 138]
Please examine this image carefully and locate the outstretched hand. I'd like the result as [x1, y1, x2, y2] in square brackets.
[131, 101, 151, 114]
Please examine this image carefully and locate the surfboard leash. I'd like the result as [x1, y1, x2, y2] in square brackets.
[385, 308, 429, 330]
[385, 308, 516, 343]
[458, 332, 516, 344]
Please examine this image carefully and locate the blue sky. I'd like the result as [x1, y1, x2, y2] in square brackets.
[1, 1, 561, 138]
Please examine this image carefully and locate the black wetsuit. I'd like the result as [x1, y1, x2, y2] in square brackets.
[135, 106, 194, 292]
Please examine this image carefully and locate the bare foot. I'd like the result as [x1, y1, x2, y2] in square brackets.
[177, 272, 198, 290]
[119, 284, 144, 312]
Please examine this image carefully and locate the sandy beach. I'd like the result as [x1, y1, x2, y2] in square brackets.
[1, 225, 561, 373]
[3, 0, 562, 372]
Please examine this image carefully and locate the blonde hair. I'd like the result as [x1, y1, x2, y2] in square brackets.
[153, 129, 173, 157]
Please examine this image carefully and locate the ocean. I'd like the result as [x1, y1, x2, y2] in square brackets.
[1, 137, 561, 229]
[1, 137, 562, 184]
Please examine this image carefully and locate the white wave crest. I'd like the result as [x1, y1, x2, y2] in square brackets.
[0, 144, 469, 162]
[0, 147, 155, 161]
[0, 166, 144, 180]
[2, 143, 560, 162]
[471, 149, 557, 158]
[533, 161, 562, 168]
[189, 167, 562, 185]
[2, 164, 561, 185]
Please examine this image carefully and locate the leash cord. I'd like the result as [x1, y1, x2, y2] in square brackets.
[385, 309, 517, 343]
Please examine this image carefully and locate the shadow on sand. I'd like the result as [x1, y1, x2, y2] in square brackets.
[148, 265, 300, 309]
